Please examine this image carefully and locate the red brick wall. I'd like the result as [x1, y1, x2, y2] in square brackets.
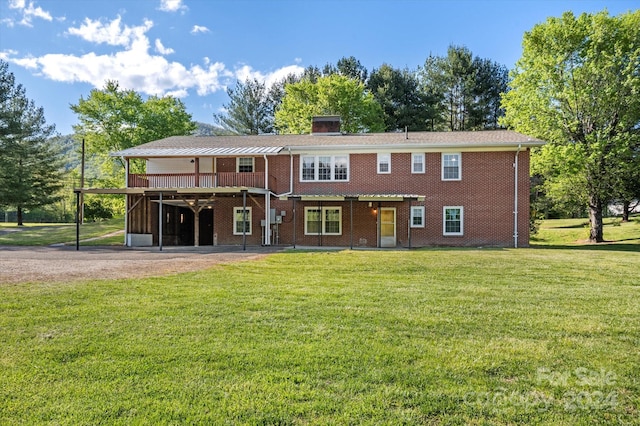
[264, 149, 531, 247]
[136, 149, 531, 248]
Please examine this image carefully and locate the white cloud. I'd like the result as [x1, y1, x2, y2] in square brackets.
[191, 25, 210, 34]
[233, 64, 304, 88]
[159, 0, 186, 13]
[67, 16, 153, 48]
[7, 0, 53, 27]
[155, 39, 175, 55]
[2, 16, 232, 98]
[2, 15, 303, 104]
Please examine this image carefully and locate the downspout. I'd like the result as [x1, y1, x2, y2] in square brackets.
[264, 154, 271, 245]
[513, 144, 522, 248]
[270, 147, 294, 198]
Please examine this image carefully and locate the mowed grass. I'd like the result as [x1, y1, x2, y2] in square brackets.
[1, 246, 639, 424]
[0, 217, 124, 246]
[532, 216, 640, 248]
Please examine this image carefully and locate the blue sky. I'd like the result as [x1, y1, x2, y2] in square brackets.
[0, 0, 637, 135]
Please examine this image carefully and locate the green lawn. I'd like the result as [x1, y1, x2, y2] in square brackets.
[532, 216, 640, 248]
[1, 239, 638, 423]
[0, 217, 124, 246]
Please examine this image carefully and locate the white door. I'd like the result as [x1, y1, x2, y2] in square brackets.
[380, 207, 396, 247]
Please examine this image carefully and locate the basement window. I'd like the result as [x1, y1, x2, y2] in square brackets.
[443, 206, 463, 236]
[305, 207, 342, 235]
[233, 207, 252, 235]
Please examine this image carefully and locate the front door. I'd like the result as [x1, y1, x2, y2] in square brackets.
[380, 207, 396, 247]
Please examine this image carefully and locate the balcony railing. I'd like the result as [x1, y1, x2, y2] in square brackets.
[128, 172, 266, 189]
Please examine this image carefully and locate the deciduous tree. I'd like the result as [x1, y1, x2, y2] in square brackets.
[275, 74, 384, 134]
[71, 80, 196, 173]
[501, 10, 640, 242]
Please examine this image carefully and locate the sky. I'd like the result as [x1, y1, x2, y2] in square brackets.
[0, 0, 637, 135]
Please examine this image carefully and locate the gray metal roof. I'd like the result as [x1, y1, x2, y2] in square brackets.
[112, 145, 283, 157]
[112, 130, 544, 158]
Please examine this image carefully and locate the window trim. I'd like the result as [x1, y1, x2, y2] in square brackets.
[443, 206, 464, 236]
[410, 206, 425, 228]
[441, 153, 461, 181]
[236, 157, 255, 173]
[300, 155, 350, 182]
[412, 153, 425, 174]
[304, 206, 342, 235]
[233, 206, 252, 235]
[377, 153, 391, 174]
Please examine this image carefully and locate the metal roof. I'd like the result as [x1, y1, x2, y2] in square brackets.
[112, 145, 283, 158]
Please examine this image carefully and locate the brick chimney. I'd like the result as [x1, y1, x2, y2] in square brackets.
[311, 116, 341, 135]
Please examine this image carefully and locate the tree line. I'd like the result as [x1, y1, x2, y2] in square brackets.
[1, 9, 638, 241]
[215, 46, 508, 135]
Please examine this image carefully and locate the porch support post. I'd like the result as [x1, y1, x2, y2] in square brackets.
[292, 197, 297, 249]
[377, 202, 381, 248]
[75, 190, 80, 251]
[194, 157, 200, 187]
[408, 201, 412, 249]
[346, 197, 355, 250]
[158, 192, 163, 251]
[193, 196, 200, 247]
[263, 155, 271, 246]
[242, 189, 247, 251]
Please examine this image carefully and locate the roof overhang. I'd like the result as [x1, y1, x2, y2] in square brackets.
[287, 141, 544, 155]
[111, 146, 284, 158]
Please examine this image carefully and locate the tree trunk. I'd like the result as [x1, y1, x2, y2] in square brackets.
[622, 200, 630, 222]
[17, 205, 24, 226]
[588, 195, 604, 242]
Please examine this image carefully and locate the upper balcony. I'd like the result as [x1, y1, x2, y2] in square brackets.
[128, 172, 273, 189]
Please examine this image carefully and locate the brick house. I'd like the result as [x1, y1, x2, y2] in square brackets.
[93, 117, 544, 248]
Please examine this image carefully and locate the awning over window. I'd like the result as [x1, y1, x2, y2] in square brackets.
[280, 194, 425, 202]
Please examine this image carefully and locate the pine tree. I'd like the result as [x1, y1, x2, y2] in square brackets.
[0, 60, 63, 225]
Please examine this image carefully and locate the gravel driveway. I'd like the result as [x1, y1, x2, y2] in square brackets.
[0, 245, 280, 284]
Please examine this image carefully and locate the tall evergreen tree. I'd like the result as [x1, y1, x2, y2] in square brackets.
[214, 78, 273, 135]
[368, 64, 437, 131]
[0, 60, 63, 225]
[419, 45, 508, 131]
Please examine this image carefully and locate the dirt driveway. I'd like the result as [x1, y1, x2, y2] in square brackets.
[0, 245, 281, 284]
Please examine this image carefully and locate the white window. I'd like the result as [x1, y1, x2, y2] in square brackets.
[410, 206, 425, 228]
[412, 153, 425, 174]
[442, 153, 461, 180]
[443, 206, 463, 236]
[237, 157, 254, 173]
[300, 155, 349, 182]
[304, 207, 342, 235]
[377, 153, 391, 174]
[233, 207, 252, 235]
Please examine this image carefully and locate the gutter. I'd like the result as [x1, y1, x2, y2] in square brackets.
[513, 144, 522, 248]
